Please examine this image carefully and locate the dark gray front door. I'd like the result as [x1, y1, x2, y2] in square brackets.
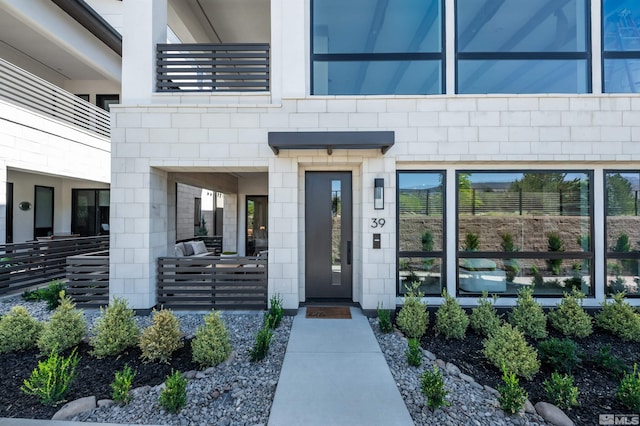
[305, 172, 352, 299]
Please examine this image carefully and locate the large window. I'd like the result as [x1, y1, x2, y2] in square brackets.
[605, 171, 640, 296]
[397, 171, 445, 296]
[312, 0, 444, 95]
[457, 171, 593, 297]
[602, 0, 640, 93]
[456, 0, 590, 93]
[72, 189, 110, 236]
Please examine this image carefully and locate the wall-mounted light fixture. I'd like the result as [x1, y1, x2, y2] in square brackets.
[18, 201, 32, 211]
[374, 178, 384, 210]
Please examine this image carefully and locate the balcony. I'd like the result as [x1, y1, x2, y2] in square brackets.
[156, 43, 270, 93]
[0, 59, 110, 138]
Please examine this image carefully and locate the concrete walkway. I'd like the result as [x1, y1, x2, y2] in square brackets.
[268, 307, 413, 426]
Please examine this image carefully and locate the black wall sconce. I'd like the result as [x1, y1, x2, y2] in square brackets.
[374, 178, 384, 210]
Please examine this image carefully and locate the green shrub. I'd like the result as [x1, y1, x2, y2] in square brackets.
[543, 372, 579, 410]
[469, 291, 502, 337]
[434, 290, 469, 340]
[21, 347, 79, 406]
[406, 338, 422, 367]
[396, 282, 429, 339]
[0, 306, 43, 353]
[463, 232, 479, 251]
[420, 365, 449, 410]
[377, 303, 393, 334]
[90, 298, 140, 358]
[508, 287, 547, 339]
[537, 337, 581, 374]
[37, 293, 86, 355]
[595, 292, 640, 342]
[546, 232, 565, 275]
[250, 324, 273, 362]
[111, 364, 135, 405]
[594, 344, 630, 377]
[498, 365, 528, 415]
[158, 370, 187, 414]
[191, 310, 232, 368]
[500, 233, 520, 283]
[482, 323, 540, 380]
[265, 293, 284, 329]
[617, 363, 640, 412]
[139, 308, 183, 364]
[548, 290, 593, 338]
[22, 280, 67, 310]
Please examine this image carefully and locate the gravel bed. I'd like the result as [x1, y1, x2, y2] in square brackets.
[368, 319, 550, 426]
[1, 294, 292, 426]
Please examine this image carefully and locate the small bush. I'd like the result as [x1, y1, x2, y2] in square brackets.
[22, 280, 67, 310]
[139, 309, 183, 364]
[0, 306, 43, 353]
[595, 293, 640, 342]
[21, 347, 79, 406]
[546, 232, 565, 275]
[265, 293, 284, 329]
[617, 363, 640, 412]
[396, 282, 429, 339]
[483, 323, 540, 380]
[37, 293, 86, 355]
[434, 290, 469, 340]
[543, 372, 579, 410]
[508, 287, 547, 339]
[377, 303, 393, 334]
[90, 298, 140, 358]
[537, 337, 581, 374]
[548, 290, 593, 338]
[250, 324, 273, 362]
[594, 344, 630, 377]
[406, 338, 422, 367]
[498, 365, 528, 415]
[420, 365, 449, 410]
[469, 291, 502, 337]
[191, 310, 232, 368]
[111, 364, 135, 405]
[158, 370, 187, 414]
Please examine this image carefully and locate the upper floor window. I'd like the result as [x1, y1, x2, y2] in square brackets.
[311, 0, 444, 95]
[603, 0, 640, 93]
[456, 0, 591, 94]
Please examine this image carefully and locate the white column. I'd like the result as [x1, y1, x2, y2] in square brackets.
[0, 161, 6, 244]
[223, 194, 238, 253]
[121, 0, 167, 104]
[272, 0, 307, 100]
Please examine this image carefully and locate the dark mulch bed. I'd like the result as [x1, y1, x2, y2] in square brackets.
[421, 327, 640, 426]
[0, 340, 199, 420]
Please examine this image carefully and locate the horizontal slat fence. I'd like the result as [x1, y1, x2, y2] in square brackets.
[66, 250, 110, 308]
[0, 59, 110, 138]
[157, 256, 267, 310]
[156, 43, 270, 92]
[0, 236, 109, 295]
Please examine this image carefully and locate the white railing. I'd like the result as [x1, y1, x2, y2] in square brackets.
[0, 58, 110, 138]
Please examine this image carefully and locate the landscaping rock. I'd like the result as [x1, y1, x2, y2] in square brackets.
[524, 399, 536, 415]
[534, 402, 573, 426]
[97, 399, 114, 408]
[51, 396, 96, 420]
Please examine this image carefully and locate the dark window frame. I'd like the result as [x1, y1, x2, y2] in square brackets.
[96, 94, 119, 112]
[310, 0, 446, 95]
[601, 0, 640, 93]
[604, 170, 640, 297]
[396, 170, 447, 296]
[455, 170, 595, 298]
[6, 182, 13, 243]
[71, 188, 110, 236]
[454, 0, 593, 94]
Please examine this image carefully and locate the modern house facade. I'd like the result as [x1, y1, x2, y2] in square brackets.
[111, 0, 640, 311]
[0, 0, 121, 244]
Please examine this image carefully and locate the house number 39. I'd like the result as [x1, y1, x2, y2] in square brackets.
[371, 218, 386, 228]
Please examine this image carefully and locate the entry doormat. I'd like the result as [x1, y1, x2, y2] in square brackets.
[305, 306, 352, 319]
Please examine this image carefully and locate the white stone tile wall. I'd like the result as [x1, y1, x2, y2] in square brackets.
[110, 94, 640, 309]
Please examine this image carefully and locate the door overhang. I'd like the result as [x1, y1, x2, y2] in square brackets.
[268, 131, 394, 155]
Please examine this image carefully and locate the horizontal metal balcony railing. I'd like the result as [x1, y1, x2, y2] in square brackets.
[0, 59, 110, 138]
[156, 43, 270, 92]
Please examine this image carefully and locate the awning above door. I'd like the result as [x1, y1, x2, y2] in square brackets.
[268, 131, 394, 155]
